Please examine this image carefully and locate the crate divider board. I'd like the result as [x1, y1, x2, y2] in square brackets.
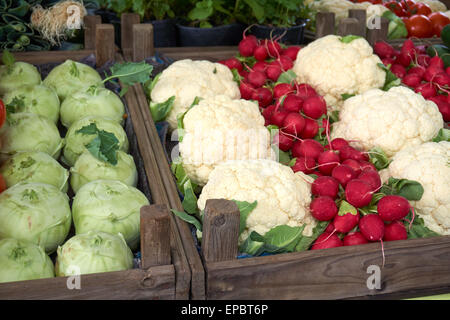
[0, 23, 191, 300]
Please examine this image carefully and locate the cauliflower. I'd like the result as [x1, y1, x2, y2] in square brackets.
[332, 86, 443, 157]
[293, 35, 385, 110]
[150, 59, 240, 129]
[384, 142, 450, 235]
[309, 0, 356, 24]
[198, 159, 317, 243]
[179, 95, 274, 186]
[416, 0, 447, 12]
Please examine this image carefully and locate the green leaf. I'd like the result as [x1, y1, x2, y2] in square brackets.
[104, 61, 153, 97]
[188, 0, 214, 21]
[264, 225, 305, 252]
[378, 63, 401, 91]
[232, 200, 258, 235]
[239, 231, 266, 256]
[340, 35, 362, 43]
[295, 221, 330, 252]
[243, 0, 265, 22]
[69, 61, 80, 78]
[181, 179, 199, 215]
[338, 200, 358, 216]
[171, 209, 203, 232]
[369, 147, 392, 170]
[288, 157, 297, 167]
[432, 128, 450, 142]
[272, 145, 292, 165]
[176, 97, 201, 143]
[76, 123, 99, 135]
[329, 110, 340, 123]
[5, 96, 24, 116]
[231, 68, 242, 84]
[77, 123, 120, 165]
[277, 70, 297, 84]
[341, 93, 355, 100]
[2, 49, 15, 72]
[147, 72, 161, 96]
[404, 212, 440, 239]
[380, 178, 424, 201]
[150, 96, 175, 122]
[382, 11, 408, 40]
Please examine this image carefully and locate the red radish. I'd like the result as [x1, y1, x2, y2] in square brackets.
[377, 195, 411, 222]
[345, 179, 373, 208]
[447, 66, 450, 76]
[265, 40, 282, 57]
[282, 94, 303, 113]
[282, 46, 301, 61]
[358, 169, 381, 192]
[374, 41, 395, 59]
[384, 221, 408, 241]
[252, 87, 273, 107]
[277, 56, 294, 71]
[382, 58, 395, 66]
[329, 138, 349, 151]
[402, 73, 422, 87]
[400, 39, 416, 58]
[432, 72, 450, 87]
[391, 64, 406, 78]
[282, 113, 305, 136]
[359, 160, 377, 172]
[312, 170, 324, 177]
[311, 232, 343, 250]
[270, 111, 289, 127]
[219, 58, 243, 71]
[359, 214, 385, 242]
[416, 54, 431, 67]
[302, 96, 327, 119]
[292, 139, 324, 160]
[262, 104, 276, 125]
[408, 66, 426, 78]
[342, 159, 362, 176]
[428, 95, 447, 105]
[291, 156, 315, 174]
[311, 176, 340, 199]
[437, 102, 450, 121]
[429, 56, 444, 69]
[239, 82, 255, 100]
[238, 35, 258, 57]
[239, 69, 249, 79]
[339, 145, 368, 162]
[266, 62, 283, 81]
[273, 83, 293, 99]
[333, 210, 360, 234]
[343, 232, 369, 246]
[415, 82, 436, 99]
[247, 70, 266, 88]
[310, 196, 338, 221]
[317, 151, 340, 175]
[273, 131, 294, 152]
[254, 45, 268, 61]
[331, 164, 357, 188]
[295, 83, 317, 100]
[397, 52, 413, 67]
[325, 222, 334, 233]
[252, 61, 267, 74]
[300, 118, 319, 139]
[424, 65, 444, 82]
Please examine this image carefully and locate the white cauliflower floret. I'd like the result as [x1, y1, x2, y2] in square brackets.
[150, 59, 240, 129]
[198, 159, 317, 243]
[416, 0, 447, 12]
[385, 142, 450, 235]
[293, 35, 385, 110]
[179, 95, 274, 186]
[332, 86, 443, 157]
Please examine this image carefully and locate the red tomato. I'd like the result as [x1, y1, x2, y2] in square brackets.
[405, 15, 434, 38]
[429, 12, 450, 36]
[0, 100, 5, 128]
[385, 1, 408, 17]
[408, 3, 432, 16]
[0, 174, 6, 194]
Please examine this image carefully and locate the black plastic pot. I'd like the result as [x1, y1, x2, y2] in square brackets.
[176, 23, 246, 47]
[248, 20, 308, 45]
[144, 19, 177, 47]
[94, 9, 121, 47]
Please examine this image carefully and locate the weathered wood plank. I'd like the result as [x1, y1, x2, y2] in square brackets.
[95, 24, 115, 67]
[133, 24, 155, 61]
[83, 15, 101, 50]
[121, 13, 140, 52]
[348, 9, 367, 37]
[366, 16, 389, 46]
[205, 235, 450, 300]
[337, 18, 360, 37]
[316, 12, 335, 38]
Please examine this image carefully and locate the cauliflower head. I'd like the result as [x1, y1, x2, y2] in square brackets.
[179, 95, 274, 186]
[150, 59, 240, 129]
[416, 0, 447, 12]
[331, 86, 443, 157]
[293, 35, 385, 110]
[198, 159, 317, 243]
[310, 0, 356, 24]
[385, 141, 450, 235]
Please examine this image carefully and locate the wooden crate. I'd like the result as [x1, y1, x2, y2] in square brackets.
[0, 22, 191, 300]
[124, 21, 450, 300]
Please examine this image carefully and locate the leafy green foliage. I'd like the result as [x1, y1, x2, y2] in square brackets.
[176, 96, 201, 143]
[341, 93, 355, 100]
[5, 96, 24, 118]
[76, 123, 120, 165]
[382, 11, 408, 40]
[69, 61, 80, 78]
[369, 147, 391, 170]
[380, 178, 424, 201]
[150, 96, 175, 122]
[233, 200, 257, 235]
[277, 70, 297, 84]
[295, 221, 329, 252]
[340, 35, 362, 43]
[432, 128, 450, 142]
[338, 200, 357, 216]
[404, 212, 440, 239]
[102, 61, 153, 97]
[378, 63, 401, 91]
[171, 209, 203, 231]
[2, 50, 15, 73]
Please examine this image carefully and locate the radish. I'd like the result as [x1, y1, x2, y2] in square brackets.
[382, 58, 395, 66]
[239, 69, 249, 80]
[432, 72, 450, 87]
[238, 35, 258, 57]
[359, 161, 377, 172]
[437, 101, 450, 121]
[252, 87, 272, 107]
[359, 214, 385, 242]
[415, 82, 436, 99]
[311, 176, 340, 199]
[266, 62, 283, 81]
[219, 58, 243, 71]
[383, 221, 408, 241]
[239, 82, 255, 100]
[391, 64, 406, 78]
[345, 179, 373, 208]
[265, 40, 282, 57]
[329, 138, 349, 151]
[424, 65, 444, 82]
[333, 210, 360, 234]
[262, 104, 276, 125]
[292, 139, 324, 160]
[377, 195, 411, 222]
[282, 46, 301, 61]
[283, 94, 303, 113]
[302, 96, 327, 119]
[408, 66, 426, 78]
[428, 56, 444, 69]
[343, 232, 369, 246]
[247, 70, 267, 88]
[357, 169, 381, 192]
[374, 41, 395, 59]
[273, 83, 293, 99]
[295, 83, 317, 100]
[277, 56, 294, 71]
[291, 156, 315, 174]
[342, 159, 362, 176]
[282, 113, 305, 136]
[273, 131, 294, 152]
[317, 150, 340, 175]
[402, 73, 422, 87]
[254, 45, 268, 61]
[400, 39, 416, 58]
[416, 54, 431, 67]
[339, 145, 368, 162]
[447, 66, 450, 76]
[270, 111, 289, 127]
[310, 196, 338, 221]
[311, 232, 343, 250]
[397, 52, 413, 67]
[331, 164, 357, 188]
[252, 61, 267, 74]
[301, 118, 319, 139]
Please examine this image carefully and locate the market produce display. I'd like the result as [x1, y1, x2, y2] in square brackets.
[0, 51, 153, 283]
[149, 30, 448, 259]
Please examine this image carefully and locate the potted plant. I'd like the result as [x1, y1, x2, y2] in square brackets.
[92, 0, 129, 46]
[175, 0, 247, 46]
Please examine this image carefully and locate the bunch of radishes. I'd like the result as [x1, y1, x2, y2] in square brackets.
[375, 39, 450, 122]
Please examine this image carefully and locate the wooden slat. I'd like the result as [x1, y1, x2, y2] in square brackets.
[0, 267, 175, 300]
[95, 24, 115, 67]
[7, 50, 95, 64]
[133, 24, 155, 61]
[337, 18, 360, 37]
[84, 15, 101, 50]
[348, 9, 367, 38]
[316, 12, 335, 38]
[157, 46, 239, 62]
[205, 235, 450, 300]
[121, 13, 140, 52]
[366, 17, 389, 46]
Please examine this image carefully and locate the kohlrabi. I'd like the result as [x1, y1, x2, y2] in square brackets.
[63, 116, 129, 167]
[0, 238, 54, 283]
[55, 231, 133, 276]
[0, 151, 69, 192]
[0, 51, 41, 95]
[3, 84, 60, 124]
[0, 182, 72, 254]
[72, 180, 149, 250]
